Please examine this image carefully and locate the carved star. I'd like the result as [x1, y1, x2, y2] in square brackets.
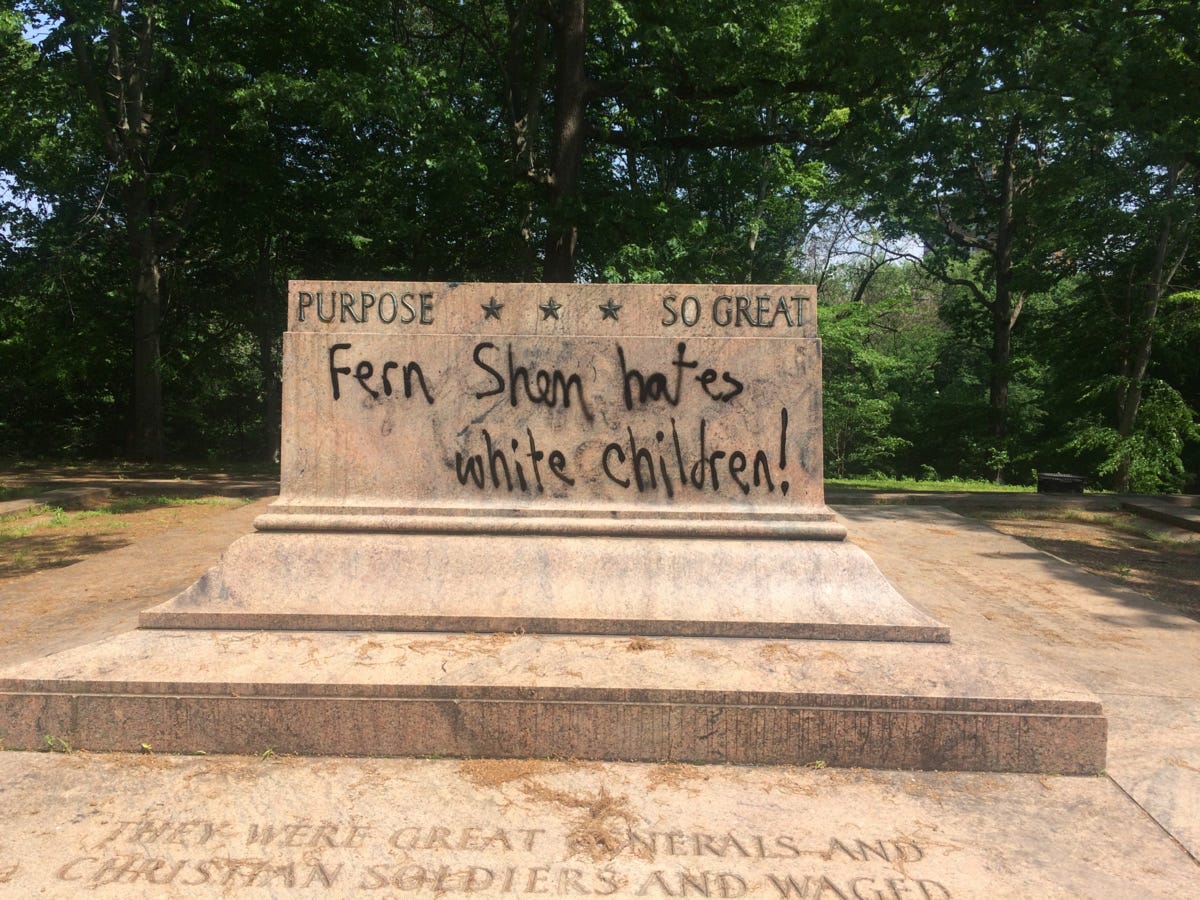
[481, 297, 503, 320]
[539, 297, 563, 321]
[599, 298, 622, 321]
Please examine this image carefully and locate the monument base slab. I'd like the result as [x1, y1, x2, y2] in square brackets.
[0, 629, 1104, 773]
[139, 530, 949, 642]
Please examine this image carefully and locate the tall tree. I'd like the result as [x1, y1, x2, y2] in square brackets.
[414, 0, 923, 282]
[1099, 2, 1199, 490]
[1027, 1, 1199, 490]
[849, 3, 1095, 480]
[13, 1, 235, 458]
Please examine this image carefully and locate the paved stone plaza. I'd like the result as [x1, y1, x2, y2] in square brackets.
[1, 499, 1196, 897]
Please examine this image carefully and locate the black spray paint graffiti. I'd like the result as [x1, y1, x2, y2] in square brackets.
[454, 409, 792, 499]
[325, 339, 804, 499]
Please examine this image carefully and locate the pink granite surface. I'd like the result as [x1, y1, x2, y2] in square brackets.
[140, 532, 948, 641]
[0, 628, 1103, 772]
[0, 284, 1108, 777]
[1, 754, 1192, 898]
[277, 282, 827, 530]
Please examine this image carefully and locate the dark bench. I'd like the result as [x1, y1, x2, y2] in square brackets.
[1037, 472, 1085, 494]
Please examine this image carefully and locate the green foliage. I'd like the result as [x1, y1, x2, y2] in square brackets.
[815, 255, 1043, 483]
[0, 1, 1195, 491]
[819, 293, 918, 477]
[42, 734, 72, 753]
[1068, 381, 1200, 493]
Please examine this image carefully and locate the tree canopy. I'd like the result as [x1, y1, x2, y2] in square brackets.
[1, 0, 1196, 490]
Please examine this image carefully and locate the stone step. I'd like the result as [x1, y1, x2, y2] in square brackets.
[0, 629, 1105, 773]
[1122, 497, 1200, 533]
[138, 531, 949, 642]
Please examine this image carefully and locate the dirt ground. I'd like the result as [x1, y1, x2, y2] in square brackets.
[967, 508, 1200, 621]
[2, 468, 1197, 627]
[0, 497, 252, 580]
[0, 461, 275, 580]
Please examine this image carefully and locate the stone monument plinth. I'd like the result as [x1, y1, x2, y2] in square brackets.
[148, 282, 943, 641]
[0, 283, 1105, 773]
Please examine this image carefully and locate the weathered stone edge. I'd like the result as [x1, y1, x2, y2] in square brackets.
[135, 611, 950, 643]
[252, 513, 848, 540]
[3, 680, 1098, 713]
[0, 692, 1106, 774]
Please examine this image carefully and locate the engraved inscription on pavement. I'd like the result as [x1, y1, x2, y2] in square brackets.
[33, 816, 948, 897]
[0, 756, 1192, 897]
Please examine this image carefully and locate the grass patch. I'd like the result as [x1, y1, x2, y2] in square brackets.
[38, 505, 130, 531]
[0, 504, 50, 524]
[104, 495, 243, 514]
[827, 476, 1032, 493]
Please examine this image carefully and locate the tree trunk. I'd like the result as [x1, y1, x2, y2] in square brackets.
[987, 116, 1022, 483]
[68, 1, 167, 459]
[542, 0, 588, 282]
[1114, 162, 1186, 492]
[988, 285, 1012, 482]
[502, 7, 549, 280]
[255, 235, 282, 463]
[128, 180, 165, 460]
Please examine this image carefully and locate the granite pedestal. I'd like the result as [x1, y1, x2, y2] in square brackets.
[0, 283, 1105, 773]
